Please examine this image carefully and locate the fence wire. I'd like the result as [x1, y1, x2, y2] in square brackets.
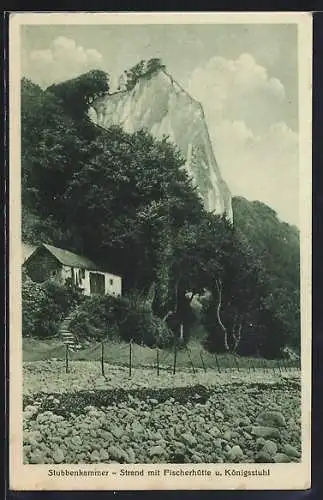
[25, 338, 300, 378]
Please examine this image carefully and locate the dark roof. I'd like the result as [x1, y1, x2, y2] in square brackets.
[42, 243, 99, 271]
[22, 242, 37, 263]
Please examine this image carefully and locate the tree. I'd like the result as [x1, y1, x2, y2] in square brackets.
[21, 77, 94, 248]
[120, 58, 166, 91]
[232, 196, 300, 355]
[46, 69, 110, 118]
[62, 127, 204, 299]
[146, 58, 166, 75]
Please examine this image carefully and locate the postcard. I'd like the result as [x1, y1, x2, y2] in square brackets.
[9, 11, 312, 491]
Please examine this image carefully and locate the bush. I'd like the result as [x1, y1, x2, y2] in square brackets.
[118, 308, 173, 348]
[69, 294, 120, 341]
[22, 276, 81, 337]
[69, 291, 174, 347]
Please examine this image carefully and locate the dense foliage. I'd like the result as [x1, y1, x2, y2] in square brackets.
[69, 292, 173, 347]
[22, 274, 82, 337]
[118, 58, 166, 91]
[21, 72, 300, 357]
[47, 70, 110, 118]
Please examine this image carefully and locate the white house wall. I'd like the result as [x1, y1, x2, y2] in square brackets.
[82, 269, 91, 296]
[104, 273, 122, 297]
[61, 265, 122, 297]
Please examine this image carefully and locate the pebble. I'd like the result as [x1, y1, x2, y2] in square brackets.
[256, 410, 286, 428]
[274, 453, 291, 463]
[283, 444, 301, 458]
[149, 445, 167, 457]
[262, 440, 278, 456]
[251, 426, 280, 439]
[53, 448, 65, 463]
[23, 378, 301, 464]
[228, 445, 244, 461]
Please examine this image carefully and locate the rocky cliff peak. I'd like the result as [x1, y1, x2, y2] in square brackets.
[89, 69, 233, 221]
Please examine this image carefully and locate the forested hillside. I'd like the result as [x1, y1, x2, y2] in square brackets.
[21, 69, 300, 358]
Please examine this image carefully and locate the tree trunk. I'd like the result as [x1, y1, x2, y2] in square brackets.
[232, 321, 243, 353]
[162, 278, 179, 322]
[215, 279, 229, 352]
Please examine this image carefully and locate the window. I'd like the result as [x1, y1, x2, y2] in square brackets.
[80, 268, 85, 279]
[109, 278, 113, 285]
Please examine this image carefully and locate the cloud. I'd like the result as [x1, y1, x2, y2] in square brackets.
[189, 53, 286, 133]
[212, 120, 299, 226]
[188, 54, 299, 225]
[22, 36, 104, 88]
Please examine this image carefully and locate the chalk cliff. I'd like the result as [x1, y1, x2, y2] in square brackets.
[89, 70, 233, 221]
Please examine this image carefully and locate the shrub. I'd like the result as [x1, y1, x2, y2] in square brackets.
[69, 291, 174, 347]
[22, 276, 81, 337]
[117, 307, 173, 348]
[69, 294, 120, 341]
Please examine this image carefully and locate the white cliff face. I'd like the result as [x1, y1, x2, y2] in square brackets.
[89, 70, 233, 221]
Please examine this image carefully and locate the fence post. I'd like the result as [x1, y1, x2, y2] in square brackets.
[129, 339, 132, 377]
[65, 344, 69, 374]
[173, 339, 177, 375]
[186, 347, 196, 375]
[278, 360, 283, 376]
[215, 355, 221, 373]
[156, 346, 160, 376]
[101, 341, 105, 377]
[272, 360, 276, 376]
[200, 351, 207, 373]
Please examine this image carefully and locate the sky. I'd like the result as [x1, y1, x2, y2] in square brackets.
[21, 23, 299, 226]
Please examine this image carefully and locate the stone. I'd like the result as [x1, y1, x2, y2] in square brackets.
[127, 448, 136, 463]
[209, 427, 221, 438]
[172, 440, 186, 450]
[108, 445, 128, 462]
[153, 431, 164, 441]
[283, 444, 301, 458]
[256, 437, 266, 448]
[53, 448, 65, 464]
[256, 411, 286, 428]
[71, 436, 82, 447]
[213, 438, 223, 449]
[149, 445, 167, 458]
[274, 453, 292, 463]
[90, 450, 101, 462]
[182, 432, 197, 446]
[223, 430, 232, 441]
[262, 440, 278, 457]
[110, 425, 123, 439]
[214, 410, 224, 419]
[227, 445, 244, 462]
[29, 450, 45, 464]
[132, 422, 144, 434]
[251, 426, 280, 439]
[255, 451, 274, 463]
[101, 430, 113, 442]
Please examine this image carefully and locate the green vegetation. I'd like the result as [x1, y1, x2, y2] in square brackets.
[22, 273, 82, 338]
[21, 70, 300, 359]
[118, 58, 166, 91]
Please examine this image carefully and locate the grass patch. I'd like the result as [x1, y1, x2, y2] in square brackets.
[23, 337, 299, 371]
